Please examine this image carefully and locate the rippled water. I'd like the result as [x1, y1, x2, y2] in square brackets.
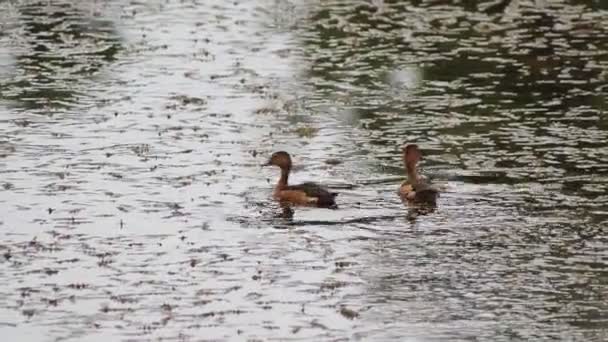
[1, 0, 607, 340]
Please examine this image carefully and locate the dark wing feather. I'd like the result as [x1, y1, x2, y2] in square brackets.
[412, 182, 439, 206]
[286, 182, 337, 208]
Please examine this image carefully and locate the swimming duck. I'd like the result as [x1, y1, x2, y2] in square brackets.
[264, 151, 337, 208]
[398, 144, 439, 206]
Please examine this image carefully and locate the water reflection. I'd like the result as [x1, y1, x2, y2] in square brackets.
[0, 1, 121, 111]
[297, 0, 608, 339]
[0, 0, 607, 341]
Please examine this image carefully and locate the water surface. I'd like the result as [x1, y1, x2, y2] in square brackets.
[1, 0, 607, 341]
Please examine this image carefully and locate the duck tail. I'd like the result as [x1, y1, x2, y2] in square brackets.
[318, 192, 338, 209]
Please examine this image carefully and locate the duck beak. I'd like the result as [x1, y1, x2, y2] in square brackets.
[262, 160, 272, 167]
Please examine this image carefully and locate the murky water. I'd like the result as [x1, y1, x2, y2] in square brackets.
[1, 0, 607, 340]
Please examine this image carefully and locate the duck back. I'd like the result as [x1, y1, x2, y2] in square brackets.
[413, 183, 439, 206]
[286, 182, 338, 208]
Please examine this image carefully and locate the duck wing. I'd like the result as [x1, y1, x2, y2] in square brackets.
[412, 182, 439, 206]
[286, 182, 338, 208]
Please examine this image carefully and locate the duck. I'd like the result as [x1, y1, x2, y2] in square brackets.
[398, 144, 439, 206]
[264, 151, 338, 208]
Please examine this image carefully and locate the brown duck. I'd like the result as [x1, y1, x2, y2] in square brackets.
[398, 144, 439, 206]
[264, 151, 338, 208]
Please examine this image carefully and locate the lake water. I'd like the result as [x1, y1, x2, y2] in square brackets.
[1, 0, 607, 341]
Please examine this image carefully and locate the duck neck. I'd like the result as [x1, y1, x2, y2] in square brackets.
[406, 161, 419, 185]
[277, 167, 290, 189]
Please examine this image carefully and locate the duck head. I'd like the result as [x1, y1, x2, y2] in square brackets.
[264, 151, 292, 170]
[402, 144, 422, 166]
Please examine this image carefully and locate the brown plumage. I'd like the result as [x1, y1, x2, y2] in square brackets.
[264, 151, 338, 208]
[398, 144, 439, 206]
